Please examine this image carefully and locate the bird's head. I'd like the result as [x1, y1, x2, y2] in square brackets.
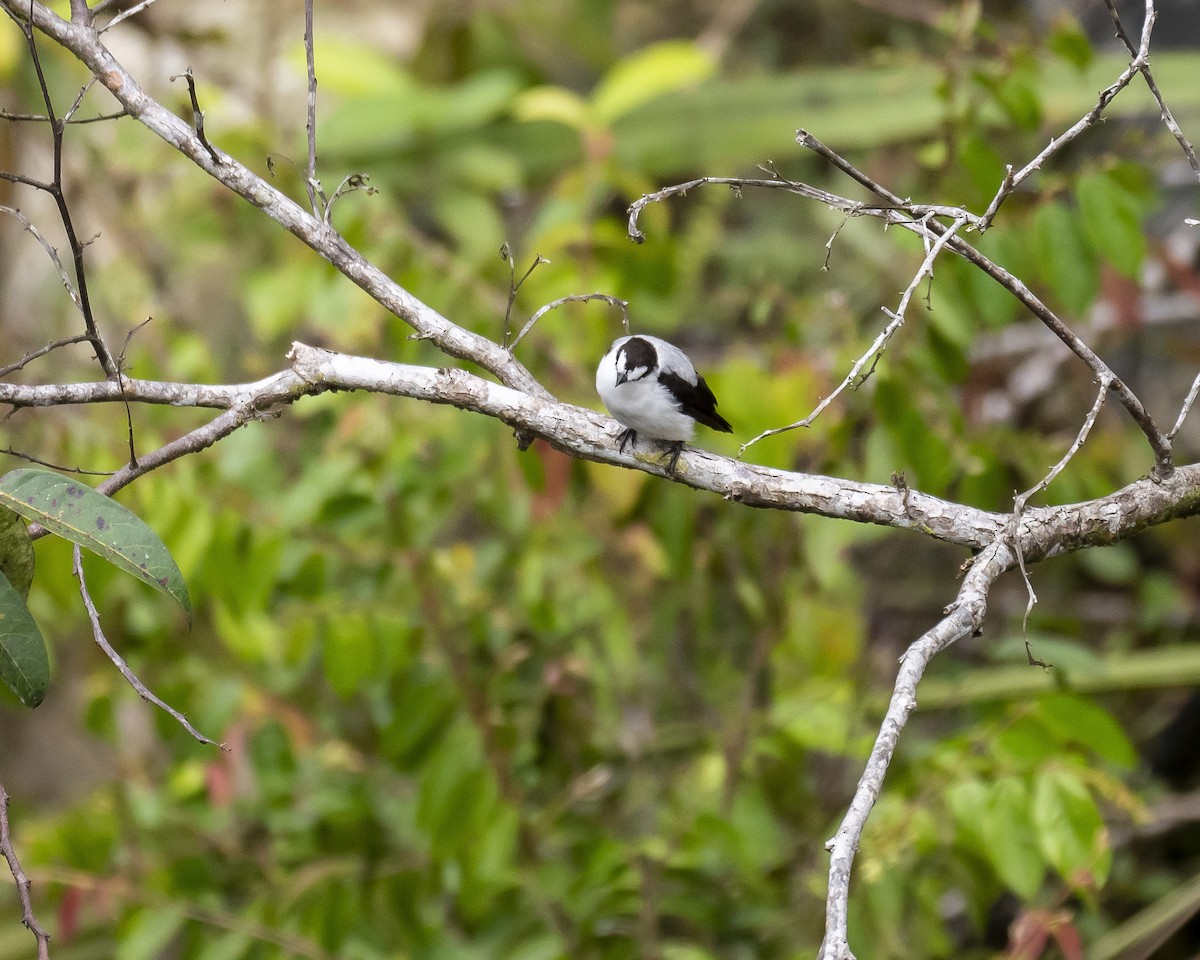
[615, 337, 657, 386]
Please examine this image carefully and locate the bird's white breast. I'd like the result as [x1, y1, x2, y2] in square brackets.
[596, 348, 696, 442]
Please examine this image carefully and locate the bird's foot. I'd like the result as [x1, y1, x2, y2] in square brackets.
[616, 428, 637, 454]
[664, 441, 685, 474]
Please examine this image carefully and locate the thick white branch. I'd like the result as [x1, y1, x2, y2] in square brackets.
[4, 343, 1199, 560]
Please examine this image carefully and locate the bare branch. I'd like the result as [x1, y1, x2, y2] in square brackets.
[302, 0, 322, 217]
[627, 175, 876, 243]
[1102, 0, 1200, 179]
[7, 2, 116, 376]
[0, 106, 127, 123]
[168, 68, 219, 164]
[72, 543, 223, 748]
[509, 292, 627, 352]
[0, 781, 51, 960]
[98, 0, 163, 33]
[740, 215, 968, 453]
[627, 135, 1174, 475]
[500, 246, 551, 348]
[0, 0, 542, 396]
[0, 446, 113, 475]
[820, 539, 1014, 960]
[1168, 371, 1200, 441]
[1009, 375, 1113, 664]
[0, 334, 91, 378]
[0, 205, 84, 313]
[2, 342, 1197, 563]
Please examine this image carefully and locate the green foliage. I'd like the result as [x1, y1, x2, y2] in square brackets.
[2, 2, 1197, 959]
[0, 569, 47, 708]
[0, 507, 33, 598]
[0, 469, 190, 708]
[0, 469, 190, 622]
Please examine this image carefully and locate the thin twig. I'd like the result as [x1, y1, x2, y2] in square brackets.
[302, 0, 323, 217]
[0, 205, 84, 314]
[98, 0, 163, 33]
[1168, 371, 1200, 441]
[168, 68, 219, 164]
[1103, 0, 1199, 179]
[322, 172, 374, 225]
[115, 317, 151, 467]
[509, 293, 629, 351]
[0, 781, 51, 960]
[72, 543, 223, 748]
[61, 75, 96, 124]
[0, 106, 127, 123]
[740, 215, 968, 454]
[627, 175, 883, 243]
[14, 0, 117, 376]
[500, 246, 552, 348]
[0, 334, 90, 379]
[1007, 375, 1112, 666]
[0, 447, 113, 475]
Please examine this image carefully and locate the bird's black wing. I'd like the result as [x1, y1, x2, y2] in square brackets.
[659, 370, 733, 433]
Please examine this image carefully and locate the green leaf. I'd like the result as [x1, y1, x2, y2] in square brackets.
[992, 714, 1058, 765]
[1076, 170, 1146, 279]
[592, 40, 716, 124]
[1049, 13, 1094, 70]
[1036, 693, 1137, 768]
[0, 570, 49, 708]
[982, 777, 1046, 898]
[946, 778, 989, 854]
[1033, 769, 1111, 889]
[291, 37, 412, 97]
[1033, 201, 1098, 316]
[873, 377, 956, 492]
[323, 612, 377, 698]
[0, 469, 191, 622]
[990, 66, 1043, 129]
[116, 905, 187, 960]
[0, 505, 34, 597]
[194, 929, 252, 960]
[513, 85, 593, 132]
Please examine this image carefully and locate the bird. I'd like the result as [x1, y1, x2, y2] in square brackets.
[595, 334, 733, 472]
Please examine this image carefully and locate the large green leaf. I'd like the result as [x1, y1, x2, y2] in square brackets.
[592, 40, 716, 124]
[1033, 769, 1111, 889]
[1033, 201, 1099, 317]
[0, 569, 49, 708]
[115, 905, 187, 960]
[982, 777, 1047, 898]
[1076, 169, 1147, 280]
[0, 504, 34, 597]
[1037, 693, 1137, 769]
[0, 469, 191, 622]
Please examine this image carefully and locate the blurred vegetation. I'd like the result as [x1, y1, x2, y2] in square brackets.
[2, 0, 1200, 958]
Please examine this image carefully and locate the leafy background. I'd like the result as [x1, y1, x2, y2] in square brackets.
[2, 0, 1200, 957]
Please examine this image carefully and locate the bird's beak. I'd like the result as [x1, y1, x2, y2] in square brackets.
[615, 371, 628, 386]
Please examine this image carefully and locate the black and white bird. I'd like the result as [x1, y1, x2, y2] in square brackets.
[595, 334, 733, 472]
